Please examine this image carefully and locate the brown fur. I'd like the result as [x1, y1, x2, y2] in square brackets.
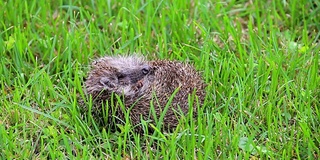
[82, 55, 206, 133]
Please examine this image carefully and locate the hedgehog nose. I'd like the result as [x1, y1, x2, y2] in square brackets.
[141, 65, 151, 75]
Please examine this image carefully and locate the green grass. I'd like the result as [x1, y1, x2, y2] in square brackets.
[1, 0, 319, 159]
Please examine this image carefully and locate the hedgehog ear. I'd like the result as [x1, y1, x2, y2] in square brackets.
[100, 77, 115, 88]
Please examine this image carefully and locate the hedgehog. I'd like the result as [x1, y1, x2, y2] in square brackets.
[82, 55, 206, 133]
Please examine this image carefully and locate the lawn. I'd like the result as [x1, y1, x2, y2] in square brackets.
[0, 0, 319, 159]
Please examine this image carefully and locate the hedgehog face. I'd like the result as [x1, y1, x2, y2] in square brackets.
[86, 55, 155, 98]
[113, 64, 155, 97]
[117, 64, 151, 83]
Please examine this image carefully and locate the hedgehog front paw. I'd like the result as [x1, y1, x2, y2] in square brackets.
[100, 77, 116, 89]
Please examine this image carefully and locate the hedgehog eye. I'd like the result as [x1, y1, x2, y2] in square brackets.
[141, 67, 150, 75]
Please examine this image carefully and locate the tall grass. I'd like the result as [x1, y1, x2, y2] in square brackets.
[1, 0, 319, 159]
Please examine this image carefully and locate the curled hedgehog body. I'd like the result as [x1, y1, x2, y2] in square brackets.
[84, 55, 206, 133]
